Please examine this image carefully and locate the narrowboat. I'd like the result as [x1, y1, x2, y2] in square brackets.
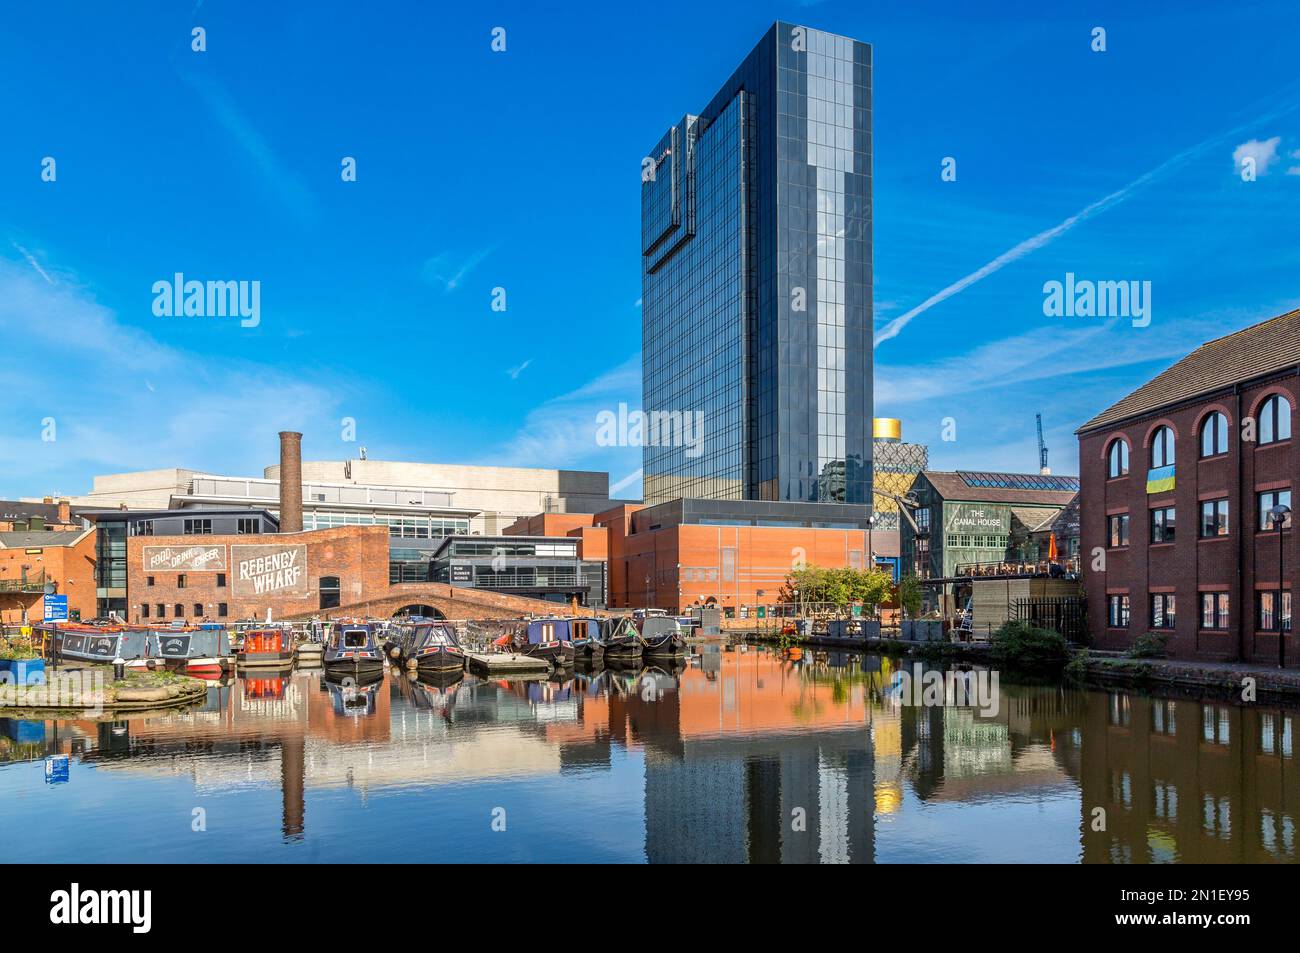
[517, 618, 566, 663]
[639, 616, 686, 655]
[322, 622, 384, 677]
[147, 626, 234, 676]
[562, 617, 604, 663]
[398, 621, 466, 672]
[236, 627, 295, 669]
[43, 624, 150, 664]
[600, 616, 643, 661]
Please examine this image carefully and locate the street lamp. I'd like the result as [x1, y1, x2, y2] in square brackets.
[866, 515, 876, 574]
[1271, 503, 1291, 669]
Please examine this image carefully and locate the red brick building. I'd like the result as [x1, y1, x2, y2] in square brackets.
[1077, 309, 1299, 662]
[0, 528, 98, 624]
[126, 525, 390, 624]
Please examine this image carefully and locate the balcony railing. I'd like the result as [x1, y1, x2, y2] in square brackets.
[0, 572, 49, 593]
[954, 558, 1080, 579]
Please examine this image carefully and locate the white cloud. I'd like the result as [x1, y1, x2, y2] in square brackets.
[491, 355, 641, 470]
[0, 254, 341, 497]
[1233, 136, 1282, 176]
[421, 248, 493, 292]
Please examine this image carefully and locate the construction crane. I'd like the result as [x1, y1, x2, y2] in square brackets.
[1036, 414, 1050, 475]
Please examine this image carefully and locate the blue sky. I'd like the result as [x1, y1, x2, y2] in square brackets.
[2, 0, 1299, 501]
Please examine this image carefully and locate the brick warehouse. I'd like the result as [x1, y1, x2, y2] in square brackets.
[1077, 309, 1299, 662]
[125, 524, 390, 623]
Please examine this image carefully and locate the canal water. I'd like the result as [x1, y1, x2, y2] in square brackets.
[0, 645, 1295, 863]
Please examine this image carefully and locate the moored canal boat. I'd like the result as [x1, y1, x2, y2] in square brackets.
[147, 625, 234, 676]
[562, 617, 604, 664]
[322, 622, 384, 677]
[236, 627, 295, 669]
[600, 616, 643, 662]
[398, 621, 466, 672]
[42, 623, 150, 664]
[639, 616, 686, 656]
[517, 618, 566, 664]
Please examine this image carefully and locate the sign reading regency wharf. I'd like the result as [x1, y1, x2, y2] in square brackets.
[232, 544, 309, 597]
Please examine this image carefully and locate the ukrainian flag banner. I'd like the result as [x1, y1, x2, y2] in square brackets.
[1147, 465, 1175, 494]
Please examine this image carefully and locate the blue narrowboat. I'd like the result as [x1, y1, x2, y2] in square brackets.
[323, 622, 384, 676]
[562, 617, 604, 663]
[519, 618, 566, 663]
[397, 621, 466, 672]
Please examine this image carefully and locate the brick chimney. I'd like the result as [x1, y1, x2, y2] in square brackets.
[278, 431, 303, 533]
[57, 498, 70, 524]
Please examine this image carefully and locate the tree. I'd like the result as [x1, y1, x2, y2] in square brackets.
[896, 574, 923, 620]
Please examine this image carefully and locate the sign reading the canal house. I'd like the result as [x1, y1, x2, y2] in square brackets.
[143, 544, 227, 572]
[943, 503, 1012, 536]
[231, 544, 308, 597]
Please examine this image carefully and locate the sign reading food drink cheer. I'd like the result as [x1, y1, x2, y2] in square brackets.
[143, 544, 228, 572]
[231, 544, 309, 597]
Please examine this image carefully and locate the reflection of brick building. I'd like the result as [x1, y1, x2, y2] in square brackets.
[125, 525, 390, 623]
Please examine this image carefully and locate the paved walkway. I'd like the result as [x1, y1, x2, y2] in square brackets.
[1086, 654, 1300, 695]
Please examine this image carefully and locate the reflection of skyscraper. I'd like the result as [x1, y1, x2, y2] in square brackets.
[642, 735, 876, 863]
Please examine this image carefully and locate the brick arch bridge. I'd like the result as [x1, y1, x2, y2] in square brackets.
[281, 583, 611, 622]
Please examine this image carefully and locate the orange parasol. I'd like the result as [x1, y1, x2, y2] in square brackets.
[1047, 533, 1058, 561]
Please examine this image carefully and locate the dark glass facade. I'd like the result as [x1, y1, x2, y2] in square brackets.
[642, 22, 872, 507]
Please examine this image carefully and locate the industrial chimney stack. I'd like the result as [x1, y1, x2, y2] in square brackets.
[278, 431, 303, 533]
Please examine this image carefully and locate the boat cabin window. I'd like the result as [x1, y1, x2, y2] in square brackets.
[573, 621, 587, 638]
[343, 630, 368, 648]
[424, 629, 453, 646]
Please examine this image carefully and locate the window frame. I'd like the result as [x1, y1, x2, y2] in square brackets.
[1200, 592, 1230, 630]
[1200, 412, 1228, 458]
[1150, 506, 1176, 544]
[1107, 513, 1130, 548]
[1107, 439, 1130, 479]
[1150, 592, 1177, 629]
[1260, 395, 1293, 446]
[1107, 594, 1131, 628]
[1150, 426, 1175, 469]
[1199, 498, 1230, 538]
[1258, 489, 1293, 531]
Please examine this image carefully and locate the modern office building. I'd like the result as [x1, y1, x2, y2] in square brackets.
[641, 21, 873, 510]
[428, 534, 608, 608]
[1077, 308, 1299, 663]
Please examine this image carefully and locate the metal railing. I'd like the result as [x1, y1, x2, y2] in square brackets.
[0, 572, 48, 593]
[954, 557, 1080, 578]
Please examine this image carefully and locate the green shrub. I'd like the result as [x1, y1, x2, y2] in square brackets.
[1126, 631, 1168, 659]
[1063, 648, 1090, 683]
[0, 637, 39, 661]
[989, 620, 1068, 670]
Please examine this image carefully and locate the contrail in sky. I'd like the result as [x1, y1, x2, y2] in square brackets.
[873, 93, 1300, 348]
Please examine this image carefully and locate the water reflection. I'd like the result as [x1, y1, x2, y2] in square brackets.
[0, 646, 1296, 863]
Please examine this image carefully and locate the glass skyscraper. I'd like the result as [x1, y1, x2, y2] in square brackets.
[641, 22, 872, 509]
